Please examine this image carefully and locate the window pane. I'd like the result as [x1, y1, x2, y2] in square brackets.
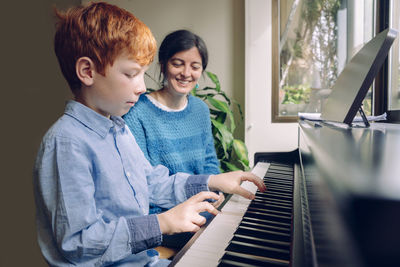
[389, 0, 400, 110]
[277, 0, 375, 117]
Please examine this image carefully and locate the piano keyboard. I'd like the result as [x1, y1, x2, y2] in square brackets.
[172, 162, 294, 267]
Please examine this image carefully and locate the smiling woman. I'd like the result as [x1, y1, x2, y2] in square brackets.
[123, 29, 222, 249]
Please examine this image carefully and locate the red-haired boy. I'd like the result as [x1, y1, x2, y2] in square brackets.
[33, 2, 265, 266]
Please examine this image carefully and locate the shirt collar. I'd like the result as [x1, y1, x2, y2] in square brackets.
[64, 100, 126, 138]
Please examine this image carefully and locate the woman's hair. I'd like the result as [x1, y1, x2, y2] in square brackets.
[54, 2, 157, 93]
[158, 29, 208, 82]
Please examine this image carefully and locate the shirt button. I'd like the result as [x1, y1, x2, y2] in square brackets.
[126, 172, 130, 177]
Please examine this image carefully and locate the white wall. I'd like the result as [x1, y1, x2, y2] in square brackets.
[245, 0, 298, 166]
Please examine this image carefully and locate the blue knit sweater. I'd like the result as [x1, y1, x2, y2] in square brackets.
[123, 94, 220, 176]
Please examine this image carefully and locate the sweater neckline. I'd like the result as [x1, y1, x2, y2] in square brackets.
[145, 94, 188, 112]
[141, 93, 192, 116]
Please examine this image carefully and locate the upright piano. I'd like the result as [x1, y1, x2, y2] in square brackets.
[170, 121, 400, 267]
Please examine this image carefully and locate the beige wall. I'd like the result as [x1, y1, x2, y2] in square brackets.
[1, 1, 243, 266]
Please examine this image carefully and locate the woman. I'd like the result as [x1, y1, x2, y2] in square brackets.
[124, 29, 220, 184]
[123, 30, 223, 249]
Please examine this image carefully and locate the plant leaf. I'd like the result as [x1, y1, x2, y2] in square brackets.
[232, 139, 249, 166]
[222, 161, 241, 171]
[211, 119, 233, 157]
[237, 160, 251, 171]
[207, 96, 236, 132]
[207, 71, 221, 92]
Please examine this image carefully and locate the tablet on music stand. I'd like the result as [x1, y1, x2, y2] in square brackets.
[320, 28, 398, 127]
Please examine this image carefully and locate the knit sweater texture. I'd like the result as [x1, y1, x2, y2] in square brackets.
[123, 93, 220, 176]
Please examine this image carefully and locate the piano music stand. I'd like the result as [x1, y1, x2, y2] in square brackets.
[320, 28, 398, 127]
[357, 105, 370, 128]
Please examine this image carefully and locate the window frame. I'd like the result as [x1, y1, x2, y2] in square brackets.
[383, 0, 400, 122]
[271, 0, 390, 122]
[271, 0, 297, 122]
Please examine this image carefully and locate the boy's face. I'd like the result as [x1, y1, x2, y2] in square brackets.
[88, 53, 148, 117]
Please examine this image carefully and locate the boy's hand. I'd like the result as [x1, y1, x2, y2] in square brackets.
[157, 191, 220, 235]
[208, 171, 267, 200]
[212, 192, 225, 209]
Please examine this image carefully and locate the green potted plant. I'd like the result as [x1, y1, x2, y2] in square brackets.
[191, 71, 250, 172]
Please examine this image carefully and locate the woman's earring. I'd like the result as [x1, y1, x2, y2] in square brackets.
[195, 83, 199, 90]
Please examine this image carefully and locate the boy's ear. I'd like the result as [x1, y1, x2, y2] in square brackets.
[76, 57, 95, 86]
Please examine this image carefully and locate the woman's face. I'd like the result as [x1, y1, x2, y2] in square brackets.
[164, 46, 203, 96]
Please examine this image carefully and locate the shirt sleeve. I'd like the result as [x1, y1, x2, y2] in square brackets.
[145, 164, 211, 209]
[34, 136, 162, 265]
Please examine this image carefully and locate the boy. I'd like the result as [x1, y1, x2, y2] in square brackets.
[33, 2, 266, 266]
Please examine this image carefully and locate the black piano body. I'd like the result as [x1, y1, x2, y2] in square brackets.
[289, 120, 400, 267]
[171, 121, 400, 267]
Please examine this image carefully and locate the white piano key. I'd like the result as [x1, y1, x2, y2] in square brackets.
[173, 162, 270, 267]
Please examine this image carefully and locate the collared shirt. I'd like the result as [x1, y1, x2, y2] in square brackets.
[33, 100, 210, 266]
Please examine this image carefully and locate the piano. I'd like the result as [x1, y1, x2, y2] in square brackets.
[170, 121, 400, 267]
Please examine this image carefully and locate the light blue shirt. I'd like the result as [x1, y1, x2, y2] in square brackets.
[33, 100, 210, 266]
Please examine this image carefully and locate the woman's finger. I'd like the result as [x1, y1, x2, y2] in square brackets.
[240, 172, 267, 192]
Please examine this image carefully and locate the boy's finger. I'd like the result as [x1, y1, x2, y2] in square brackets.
[187, 224, 201, 233]
[196, 201, 219, 216]
[190, 191, 220, 203]
[192, 214, 207, 227]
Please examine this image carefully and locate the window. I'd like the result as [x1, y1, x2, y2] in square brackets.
[272, 0, 376, 122]
[388, 0, 400, 114]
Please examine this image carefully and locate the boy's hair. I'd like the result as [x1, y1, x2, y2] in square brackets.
[54, 2, 157, 93]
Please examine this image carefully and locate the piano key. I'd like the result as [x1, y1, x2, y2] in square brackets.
[219, 251, 289, 266]
[174, 162, 271, 267]
[172, 162, 295, 267]
[224, 240, 290, 261]
[231, 234, 290, 250]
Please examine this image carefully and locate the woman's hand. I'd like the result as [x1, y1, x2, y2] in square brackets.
[157, 191, 220, 235]
[208, 171, 266, 200]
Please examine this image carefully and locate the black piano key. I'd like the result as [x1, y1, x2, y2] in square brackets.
[249, 202, 292, 214]
[225, 240, 290, 261]
[263, 184, 293, 193]
[247, 206, 292, 218]
[241, 215, 291, 229]
[265, 177, 293, 185]
[243, 210, 292, 225]
[231, 234, 290, 251]
[214, 162, 294, 267]
[252, 197, 292, 208]
[218, 251, 289, 267]
[254, 193, 292, 202]
[235, 225, 291, 242]
[266, 172, 293, 179]
[239, 220, 290, 234]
